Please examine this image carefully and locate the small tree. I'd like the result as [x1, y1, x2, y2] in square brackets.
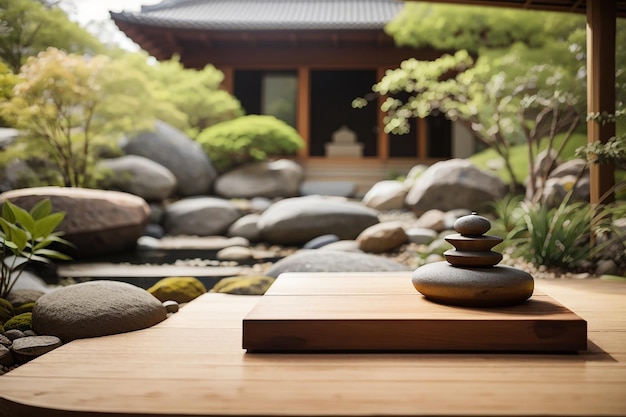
[354, 46, 584, 194]
[0, 0, 104, 73]
[0, 47, 182, 187]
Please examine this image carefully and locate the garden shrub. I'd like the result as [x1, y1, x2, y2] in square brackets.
[196, 115, 304, 173]
[492, 192, 626, 270]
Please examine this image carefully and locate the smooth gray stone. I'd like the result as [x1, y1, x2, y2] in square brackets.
[412, 262, 534, 307]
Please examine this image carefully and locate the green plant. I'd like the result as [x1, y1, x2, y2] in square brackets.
[196, 115, 304, 173]
[510, 193, 624, 269]
[0, 199, 72, 298]
[488, 194, 525, 241]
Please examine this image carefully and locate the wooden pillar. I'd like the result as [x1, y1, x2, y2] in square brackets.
[220, 66, 234, 94]
[418, 118, 427, 159]
[587, 1, 616, 204]
[297, 66, 310, 158]
[377, 67, 389, 160]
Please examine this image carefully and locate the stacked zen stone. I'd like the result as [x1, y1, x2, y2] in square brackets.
[412, 212, 534, 307]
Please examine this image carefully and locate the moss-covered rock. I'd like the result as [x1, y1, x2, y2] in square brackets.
[0, 323, 4, 333]
[211, 275, 275, 295]
[14, 302, 35, 315]
[0, 298, 14, 324]
[147, 277, 207, 303]
[4, 312, 32, 332]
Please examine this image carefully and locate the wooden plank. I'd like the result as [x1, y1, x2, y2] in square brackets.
[243, 273, 587, 352]
[0, 274, 625, 417]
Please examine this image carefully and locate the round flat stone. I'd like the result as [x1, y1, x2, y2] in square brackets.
[412, 262, 534, 307]
[454, 214, 491, 236]
[443, 249, 503, 267]
[444, 234, 502, 252]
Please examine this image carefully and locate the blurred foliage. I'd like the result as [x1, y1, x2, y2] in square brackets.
[196, 115, 304, 173]
[0, 0, 104, 72]
[386, 3, 583, 53]
[0, 48, 178, 187]
[121, 54, 243, 137]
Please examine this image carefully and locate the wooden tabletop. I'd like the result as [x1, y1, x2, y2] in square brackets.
[1, 272, 625, 417]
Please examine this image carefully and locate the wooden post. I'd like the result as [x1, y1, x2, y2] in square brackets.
[297, 66, 310, 158]
[586, 1, 616, 205]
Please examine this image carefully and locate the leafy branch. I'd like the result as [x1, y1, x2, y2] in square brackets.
[0, 199, 72, 298]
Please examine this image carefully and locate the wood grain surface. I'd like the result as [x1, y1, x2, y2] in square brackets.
[0, 272, 625, 417]
[243, 273, 587, 352]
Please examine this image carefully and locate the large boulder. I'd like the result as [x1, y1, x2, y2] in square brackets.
[258, 196, 380, 245]
[163, 197, 241, 236]
[32, 281, 167, 343]
[361, 180, 408, 211]
[121, 121, 217, 196]
[214, 159, 303, 199]
[405, 159, 507, 215]
[97, 155, 177, 202]
[0, 187, 150, 258]
[265, 250, 411, 278]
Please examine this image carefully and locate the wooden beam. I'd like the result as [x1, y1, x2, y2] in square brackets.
[586, 1, 616, 205]
[297, 66, 310, 158]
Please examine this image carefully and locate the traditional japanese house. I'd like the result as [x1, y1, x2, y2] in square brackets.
[111, 0, 477, 192]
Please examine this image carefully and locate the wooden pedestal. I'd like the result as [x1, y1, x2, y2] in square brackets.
[242, 272, 587, 352]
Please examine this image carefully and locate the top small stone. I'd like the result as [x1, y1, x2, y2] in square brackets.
[453, 212, 491, 236]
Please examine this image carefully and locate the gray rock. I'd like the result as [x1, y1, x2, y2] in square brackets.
[412, 262, 534, 307]
[265, 250, 410, 278]
[11, 335, 62, 361]
[227, 213, 262, 242]
[121, 120, 217, 196]
[533, 148, 560, 178]
[361, 180, 408, 211]
[0, 345, 13, 368]
[595, 259, 618, 276]
[7, 272, 51, 294]
[299, 181, 357, 198]
[6, 289, 45, 306]
[97, 155, 177, 202]
[216, 246, 253, 261]
[318, 240, 362, 253]
[163, 197, 241, 236]
[144, 223, 165, 239]
[303, 234, 340, 249]
[541, 175, 590, 207]
[32, 281, 167, 343]
[405, 159, 507, 215]
[0, 335, 11, 347]
[415, 209, 446, 232]
[0, 187, 150, 258]
[163, 300, 179, 314]
[258, 196, 380, 245]
[405, 228, 438, 245]
[549, 159, 588, 179]
[215, 159, 303, 199]
[357, 222, 408, 253]
[4, 330, 25, 341]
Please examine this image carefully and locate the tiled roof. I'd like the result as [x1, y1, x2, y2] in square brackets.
[110, 0, 404, 30]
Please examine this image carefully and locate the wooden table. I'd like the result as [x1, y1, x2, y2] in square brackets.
[1, 272, 625, 417]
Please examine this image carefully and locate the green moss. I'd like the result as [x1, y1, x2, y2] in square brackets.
[4, 312, 32, 332]
[211, 275, 275, 295]
[0, 298, 14, 324]
[14, 302, 35, 315]
[148, 276, 207, 303]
